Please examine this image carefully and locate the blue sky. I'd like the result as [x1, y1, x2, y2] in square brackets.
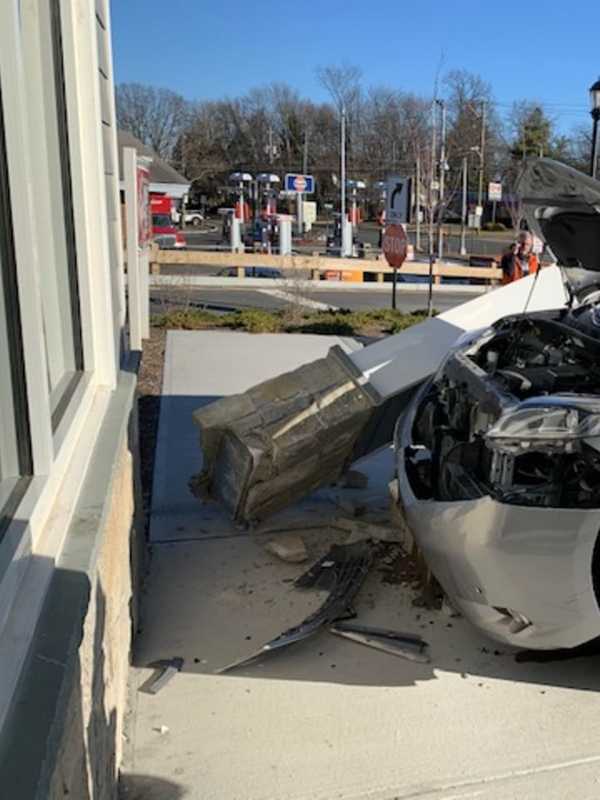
[112, 0, 598, 132]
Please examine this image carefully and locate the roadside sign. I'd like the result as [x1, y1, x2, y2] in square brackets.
[136, 159, 151, 250]
[383, 223, 408, 268]
[488, 182, 502, 201]
[285, 173, 315, 194]
[385, 176, 411, 224]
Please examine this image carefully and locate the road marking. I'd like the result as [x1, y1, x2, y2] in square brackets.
[257, 288, 339, 311]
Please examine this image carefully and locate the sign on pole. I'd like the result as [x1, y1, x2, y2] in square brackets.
[383, 223, 408, 311]
[284, 173, 315, 194]
[385, 176, 411, 224]
[383, 224, 408, 268]
[488, 181, 503, 201]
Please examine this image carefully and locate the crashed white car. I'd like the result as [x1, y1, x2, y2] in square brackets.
[395, 159, 600, 650]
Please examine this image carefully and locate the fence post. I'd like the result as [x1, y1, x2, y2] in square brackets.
[150, 243, 160, 275]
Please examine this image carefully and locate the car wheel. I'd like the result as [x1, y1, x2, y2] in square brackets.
[191, 216, 201, 227]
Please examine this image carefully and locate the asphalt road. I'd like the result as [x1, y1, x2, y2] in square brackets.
[150, 285, 477, 315]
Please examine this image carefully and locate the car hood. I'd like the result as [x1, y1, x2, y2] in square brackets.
[516, 158, 600, 302]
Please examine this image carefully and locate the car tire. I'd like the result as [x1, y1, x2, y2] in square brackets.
[191, 216, 202, 227]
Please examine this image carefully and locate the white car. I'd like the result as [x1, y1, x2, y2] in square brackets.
[172, 209, 204, 227]
[395, 158, 600, 650]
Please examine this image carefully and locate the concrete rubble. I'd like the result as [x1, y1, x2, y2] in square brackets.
[264, 534, 308, 563]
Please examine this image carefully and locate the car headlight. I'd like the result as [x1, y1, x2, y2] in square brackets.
[485, 396, 600, 455]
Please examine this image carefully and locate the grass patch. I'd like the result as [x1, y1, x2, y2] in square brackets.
[153, 306, 433, 337]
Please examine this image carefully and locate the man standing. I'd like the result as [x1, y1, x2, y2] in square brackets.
[501, 231, 539, 284]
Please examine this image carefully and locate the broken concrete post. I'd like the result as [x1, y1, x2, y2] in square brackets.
[193, 346, 381, 523]
[193, 268, 568, 525]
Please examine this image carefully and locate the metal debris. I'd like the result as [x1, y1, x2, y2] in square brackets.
[216, 542, 373, 674]
[329, 621, 430, 663]
[142, 658, 184, 694]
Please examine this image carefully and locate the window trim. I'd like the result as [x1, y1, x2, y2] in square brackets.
[0, 0, 124, 733]
[49, 0, 84, 393]
[0, 83, 32, 480]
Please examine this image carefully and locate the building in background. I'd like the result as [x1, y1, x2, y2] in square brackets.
[118, 129, 190, 201]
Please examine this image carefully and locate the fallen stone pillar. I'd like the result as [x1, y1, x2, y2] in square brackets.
[193, 346, 381, 523]
[193, 267, 567, 524]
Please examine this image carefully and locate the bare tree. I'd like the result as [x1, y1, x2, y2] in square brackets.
[316, 64, 362, 112]
[116, 83, 190, 160]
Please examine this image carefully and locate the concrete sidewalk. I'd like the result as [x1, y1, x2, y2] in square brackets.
[123, 331, 600, 800]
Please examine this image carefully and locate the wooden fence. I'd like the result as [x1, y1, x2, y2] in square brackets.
[148, 245, 503, 285]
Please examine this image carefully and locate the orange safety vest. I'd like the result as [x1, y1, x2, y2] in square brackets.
[501, 253, 539, 285]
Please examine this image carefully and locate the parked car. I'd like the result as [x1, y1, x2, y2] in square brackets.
[217, 266, 282, 279]
[173, 209, 204, 227]
[395, 158, 600, 651]
[152, 213, 186, 249]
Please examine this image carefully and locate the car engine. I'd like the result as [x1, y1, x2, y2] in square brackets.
[407, 310, 600, 508]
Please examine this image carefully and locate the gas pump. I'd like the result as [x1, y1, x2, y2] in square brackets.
[256, 173, 280, 253]
[346, 179, 366, 257]
[229, 171, 253, 252]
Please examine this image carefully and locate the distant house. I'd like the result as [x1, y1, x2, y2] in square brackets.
[117, 129, 190, 200]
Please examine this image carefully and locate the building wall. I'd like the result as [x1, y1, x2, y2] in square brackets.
[0, 1, 145, 796]
[0, 372, 142, 800]
[47, 437, 135, 800]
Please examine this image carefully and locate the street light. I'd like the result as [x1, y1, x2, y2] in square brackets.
[589, 78, 600, 179]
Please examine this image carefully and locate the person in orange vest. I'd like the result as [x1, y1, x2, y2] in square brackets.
[500, 231, 539, 284]
[377, 208, 385, 249]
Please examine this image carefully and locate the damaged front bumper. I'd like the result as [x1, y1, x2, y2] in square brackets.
[394, 383, 600, 650]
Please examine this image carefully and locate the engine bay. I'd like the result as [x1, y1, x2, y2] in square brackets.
[407, 311, 600, 508]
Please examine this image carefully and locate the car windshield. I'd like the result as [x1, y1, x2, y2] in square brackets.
[152, 214, 172, 227]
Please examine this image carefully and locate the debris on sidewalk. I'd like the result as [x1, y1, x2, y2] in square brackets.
[264, 534, 308, 564]
[332, 516, 399, 544]
[141, 657, 184, 695]
[340, 469, 369, 490]
[329, 621, 430, 664]
[216, 542, 373, 673]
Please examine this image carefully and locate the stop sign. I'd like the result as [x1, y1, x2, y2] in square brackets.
[383, 224, 408, 268]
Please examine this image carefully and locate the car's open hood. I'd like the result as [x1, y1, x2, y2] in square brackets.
[517, 158, 600, 301]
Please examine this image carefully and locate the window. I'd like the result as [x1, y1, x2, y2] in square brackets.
[0, 84, 32, 536]
[39, 0, 84, 429]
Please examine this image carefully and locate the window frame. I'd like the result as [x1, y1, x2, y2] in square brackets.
[0, 0, 123, 732]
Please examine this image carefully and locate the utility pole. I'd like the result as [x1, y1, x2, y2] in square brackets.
[427, 100, 438, 318]
[415, 153, 421, 251]
[460, 156, 467, 256]
[340, 106, 348, 257]
[268, 126, 274, 165]
[437, 100, 446, 260]
[297, 130, 309, 237]
[477, 101, 486, 228]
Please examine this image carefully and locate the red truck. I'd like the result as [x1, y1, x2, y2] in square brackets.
[151, 194, 186, 249]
